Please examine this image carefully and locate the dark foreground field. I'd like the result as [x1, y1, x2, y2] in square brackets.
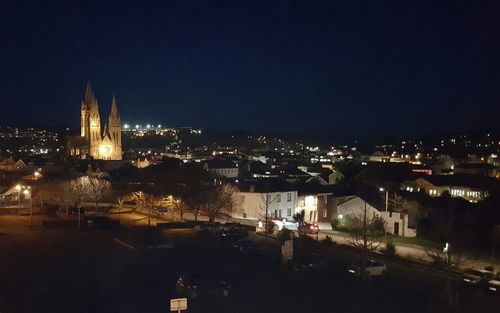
[0, 218, 499, 313]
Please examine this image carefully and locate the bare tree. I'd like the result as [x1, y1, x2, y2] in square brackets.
[62, 180, 81, 216]
[390, 194, 420, 236]
[69, 177, 111, 212]
[344, 201, 386, 278]
[130, 191, 156, 212]
[426, 244, 463, 312]
[116, 195, 128, 221]
[258, 193, 280, 236]
[203, 184, 235, 222]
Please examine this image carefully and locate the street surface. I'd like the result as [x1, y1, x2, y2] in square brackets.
[0, 213, 499, 313]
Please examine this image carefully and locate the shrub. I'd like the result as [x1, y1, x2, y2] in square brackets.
[321, 235, 335, 246]
[331, 218, 340, 230]
[265, 221, 275, 235]
[385, 241, 396, 257]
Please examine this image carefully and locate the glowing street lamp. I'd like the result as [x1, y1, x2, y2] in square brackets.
[379, 187, 389, 239]
[23, 188, 33, 223]
[15, 184, 21, 215]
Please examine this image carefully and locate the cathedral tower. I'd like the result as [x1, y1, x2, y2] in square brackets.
[88, 91, 101, 158]
[80, 83, 92, 139]
[74, 83, 122, 160]
[107, 95, 122, 159]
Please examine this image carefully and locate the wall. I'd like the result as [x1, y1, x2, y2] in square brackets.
[336, 196, 416, 238]
[233, 191, 297, 221]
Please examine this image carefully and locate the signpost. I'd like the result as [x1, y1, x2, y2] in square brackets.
[170, 298, 188, 313]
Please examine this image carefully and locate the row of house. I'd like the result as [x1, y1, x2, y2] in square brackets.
[203, 158, 345, 186]
[231, 179, 415, 237]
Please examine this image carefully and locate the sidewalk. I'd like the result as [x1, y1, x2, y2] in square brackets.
[110, 208, 500, 271]
[317, 228, 500, 271]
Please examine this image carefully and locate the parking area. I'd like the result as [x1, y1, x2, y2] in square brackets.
[0, 217, 499, 313]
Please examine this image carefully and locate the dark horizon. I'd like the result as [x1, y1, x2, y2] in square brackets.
[1, 1, 499, 135]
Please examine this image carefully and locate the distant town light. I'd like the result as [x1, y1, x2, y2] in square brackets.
[123, 124, 130, 129]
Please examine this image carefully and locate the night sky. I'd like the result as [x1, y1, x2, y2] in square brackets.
[1, 1, 499, 136]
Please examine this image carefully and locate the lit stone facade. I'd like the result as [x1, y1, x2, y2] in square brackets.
[71, 83, 122, 160]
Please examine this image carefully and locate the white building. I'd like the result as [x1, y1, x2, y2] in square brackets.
[233, 184, 298, 221]
[335, 196, 416, 237]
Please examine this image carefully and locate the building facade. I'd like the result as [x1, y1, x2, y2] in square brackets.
[70, 84, 122, 160]
[233, 190, 298, 221]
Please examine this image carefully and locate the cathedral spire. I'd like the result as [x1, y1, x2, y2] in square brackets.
[108, 94, 120, 125]
[84, 82, 95, 104]
[110, 95, 118, 117]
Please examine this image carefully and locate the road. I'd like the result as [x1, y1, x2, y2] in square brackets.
[0, 214, 499, 313]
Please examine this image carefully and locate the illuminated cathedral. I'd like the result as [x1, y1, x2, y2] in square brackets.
[69, 83, 122, 160]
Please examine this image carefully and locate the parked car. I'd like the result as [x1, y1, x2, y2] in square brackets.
[176, 274, 231, 299]
[486, 275, 500, 295]
[461, 269, 493, 287]
[348, 260, 387, 277]
[293, 253, 333, 272]
[221, 227, 248, 241]
[298, 222, 319, 235]
[88, 216, 120, 229]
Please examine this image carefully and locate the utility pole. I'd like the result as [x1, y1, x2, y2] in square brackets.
[379, 187, 389, 241]
[16, 185, 21, 216]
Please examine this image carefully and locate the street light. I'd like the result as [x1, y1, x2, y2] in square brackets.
[379, 187, 389, 240]
[15, 184, 21, 215]
[23, 188, 33, 223]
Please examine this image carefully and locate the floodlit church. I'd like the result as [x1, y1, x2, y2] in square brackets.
[68, 84, 122, 160]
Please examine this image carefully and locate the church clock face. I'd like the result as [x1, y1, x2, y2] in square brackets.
[99, 145, 112, 157]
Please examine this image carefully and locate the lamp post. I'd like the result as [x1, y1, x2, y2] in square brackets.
[379, 187, 389, 240]
[24, 188, 32, 223]
[15, 184, 21, 215]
